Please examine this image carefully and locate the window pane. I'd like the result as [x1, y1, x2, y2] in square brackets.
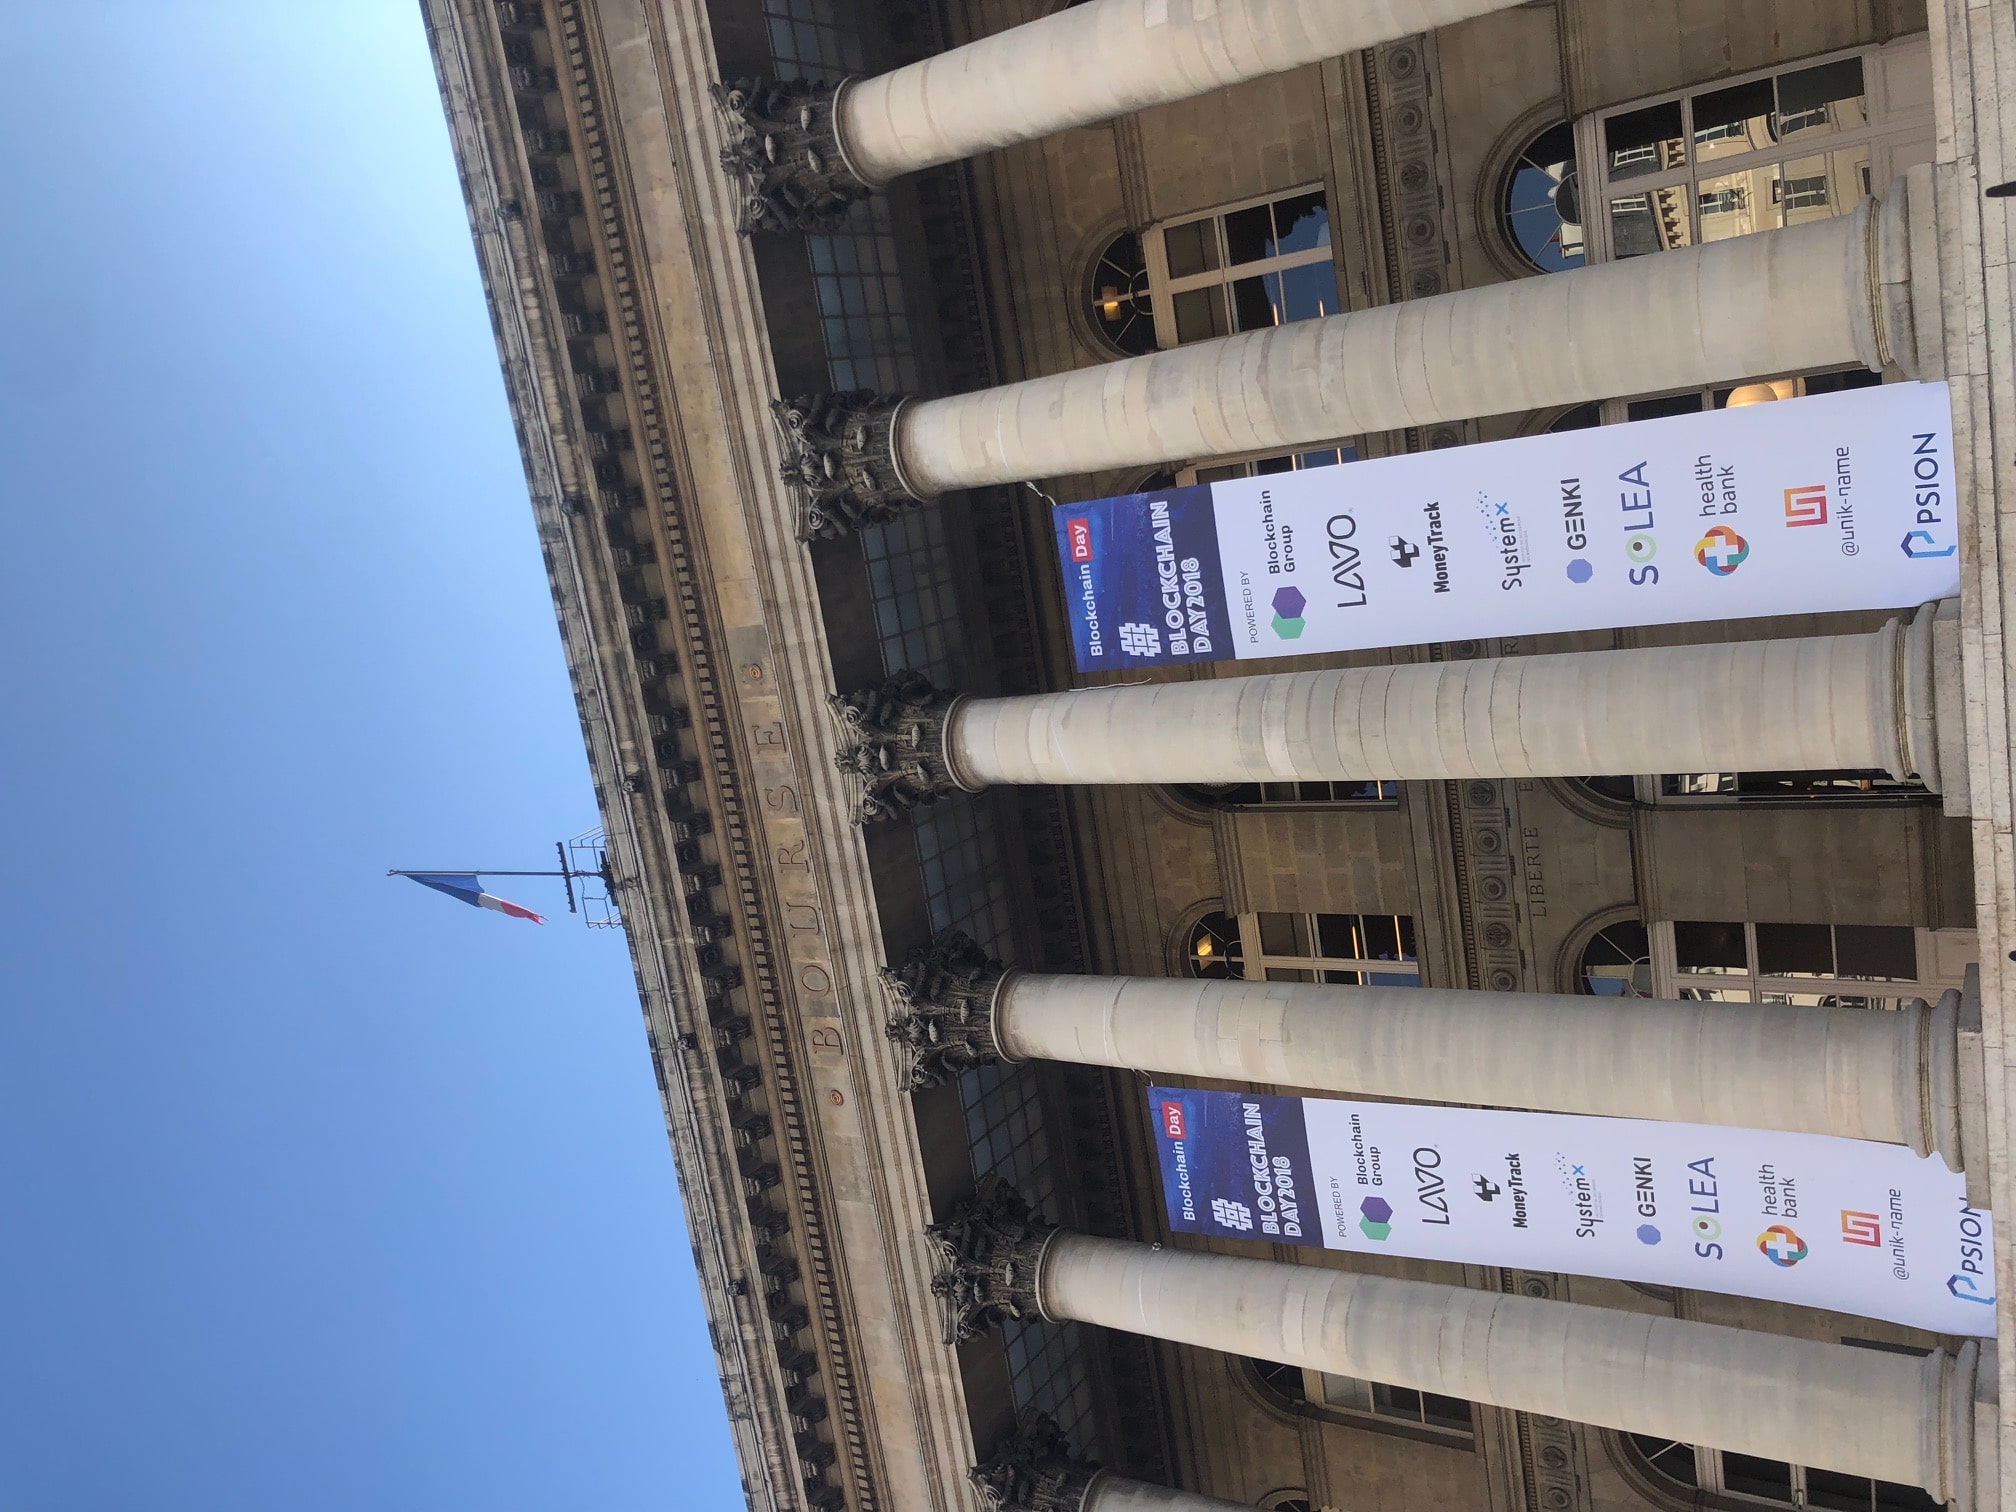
[1699, 163, 1775, 241]
[1316, 913, 1363, 959]
[1610, 184, 1693, 257]
[1271, 192, 1331, 255]
[1627, 392, 1706, 422]
[1776, 56, 1867, 141]
[1807, 1468, 1881, 1511]
[1172, 287, 1227, 343]
[1675, 921, 1747, 972]
[1755, 922, 1835, 977]
[1605, 100, 1685, 178]
[1692, 77, 1775, 161]
[1230, 273, 1280, 332]
[1223, 203, 1274, 266]
[1721, 1454, 1797, 1503]
[1835, 925, 1917, 981]
[1418, 1392, 1474, 1432]
[1372, 1382, 1424, 1421]
[1628, 1436, 1700, 1487]
[1320, 1373, 1373, 1411]
[1276, 260, 1339, 323]
[1257, 912, 1300, 956]
[1164, 218, 1219, 278]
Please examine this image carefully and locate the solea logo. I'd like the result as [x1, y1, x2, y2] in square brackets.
[1271, 585, 1307, 639]
[1695, 525, 1750, 576]
[1757, 1224, 1809, 1268]
[1358, 1196, 1393, 1241]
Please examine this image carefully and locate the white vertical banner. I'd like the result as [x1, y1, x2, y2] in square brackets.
[1059, 382, 1962, 671]
[1149, 1086, 1995, 1336]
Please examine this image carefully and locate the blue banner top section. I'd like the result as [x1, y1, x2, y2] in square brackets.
[1147, 1085, 1320, 1245]
[1054, 487, 1234, 671]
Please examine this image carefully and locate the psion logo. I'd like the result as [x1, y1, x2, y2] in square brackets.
[1784, 485, 1828, 527]
[1159, 1102, 1186, 1140]
[1066, 518, 1094, 562]
[1271, 585, 1307, 639]
[1695, 526, 1750, 576]
[1901, 529, 1957, 560]
[1359, 1196, 1393, 1241]
[1841, 1210, 1882, 1247]
[1757, 1225, 1809, 1267]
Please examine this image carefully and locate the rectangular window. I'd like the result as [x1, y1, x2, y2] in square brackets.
[1145, 187, 1340, 348]
[1656, 921, 1963, 1010]
[1582, 41, 1931, 263]
[1303, 1370, 1474, 1437]
[1238, 913, 1420, 987]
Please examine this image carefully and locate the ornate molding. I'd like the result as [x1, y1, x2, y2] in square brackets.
[926, 1176, 1056, 1345]
[711, 77, 870, 235]
[970, 1414, 1102, 1512]
[828, 671, 970, 823]
[771, 392, 924, 541]
[881, 929, 1009, 1089]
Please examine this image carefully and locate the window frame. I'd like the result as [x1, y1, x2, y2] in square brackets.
[1237, 912, 1422, 988]
[1142, 184, 1343, 349]
[1648, 921, 1976, 1009]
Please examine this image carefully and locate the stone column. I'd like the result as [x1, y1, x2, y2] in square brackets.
[714, 0, 1527, 231]
[881, 932, 1967, 1169]
[778, 187, 1918, 533]
[972, 1414, 1256, 1512]
[830, 608, 1950, 816]
[930, 1183, 1987, 1509]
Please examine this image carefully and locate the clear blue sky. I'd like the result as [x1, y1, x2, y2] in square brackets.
[0, 6, 742, 1508]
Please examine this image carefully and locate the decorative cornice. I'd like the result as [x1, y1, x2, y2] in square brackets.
[969, 1415, 1102, 1512]
[772, 392, 924, 541]
[881, 930, 1009, 1090]
[926, 1176, 1057, 1345]
[712, 76, 872, 235]
[829, 671, 971, 823]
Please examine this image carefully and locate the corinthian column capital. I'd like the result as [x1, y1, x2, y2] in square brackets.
[882, 930, 1010, 1088]
[828, 671, 971, 824]
[970, 1415, 1103, 1512]
[926, 1176, 1056, 1344]
[710, 77, 871, 235]
[770, 391, 924, 540]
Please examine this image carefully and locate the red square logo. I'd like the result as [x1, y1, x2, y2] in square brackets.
[1160, 1101, 1186, 1140]
[1784, 484, 1829, 527]
[1067, 519, 1094, 562]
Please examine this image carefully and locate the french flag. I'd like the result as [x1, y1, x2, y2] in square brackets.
[402, 873, 545, 924]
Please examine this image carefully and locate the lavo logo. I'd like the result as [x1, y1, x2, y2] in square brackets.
[1160, 1101, 1186, 1140]
[1326, 513, 1368, 609]
[1067, 518, 1094, 562]
[1413, 1146, 1451, 1227]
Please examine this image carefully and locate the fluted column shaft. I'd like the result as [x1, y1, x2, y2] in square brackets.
[895, 203, 1885, 494]
[993, 973, 1961, 1164]
[1040, 1236, 1981, 1505]
[836, 0, 1525, 187]
[946, 616, 1933, 789]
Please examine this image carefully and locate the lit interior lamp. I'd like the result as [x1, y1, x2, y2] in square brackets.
[1100, 285, 1122, 322]
[1725, 379, 1799, 407]
[1194, 935, 1214, 959]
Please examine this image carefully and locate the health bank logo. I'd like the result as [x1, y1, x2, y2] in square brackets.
[1757, 1225, 1809, 1267]
[1695, 525, 1750, 576]
[1358, 1196, 1394, 1241]
[1211, 1197, 1254, 1232]
[1270, 585, 1307, 640]
[1066, 518, 1094, 562]
[1783, 484, 1829, 527]
[1841, 1210, 1883, 1247]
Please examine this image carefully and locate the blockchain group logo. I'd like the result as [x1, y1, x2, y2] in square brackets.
[1757, 1224, 1809, 1268]
[1695, 525, 1750, 576]
[1358, 1196, 1393, 1242]
[1270, 585, 1307, 640]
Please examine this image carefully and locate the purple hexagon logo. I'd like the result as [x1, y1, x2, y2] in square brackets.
[1358, 1195, 1393, 1242]
[1269, 585, 1307, 640]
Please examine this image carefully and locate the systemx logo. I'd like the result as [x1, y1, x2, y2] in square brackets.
[1783, 485, 1828, 527]
[1695, 525, 1750, 576]
[1270, 585, 1307, 640]
[1358, 1196, 1393, 1242]
[1757, 1224, 1809, 1267]
[1066, 518, 1094, 562]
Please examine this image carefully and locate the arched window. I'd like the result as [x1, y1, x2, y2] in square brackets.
[1259, 1496, 1314, 1512]
[1185, 912, 1245, 979]
[1086, 231, 1157, 356]
[1579, 919, 1652, 997]
[1500, 121, 1585, 272]
[1621, 1433, 1938, 1512]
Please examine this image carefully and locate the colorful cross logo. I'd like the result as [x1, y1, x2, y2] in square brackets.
[1695, 526, 1749, 576]
[1756, 1224, 1808, 1267]
[1271, 585, 1307, 639]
